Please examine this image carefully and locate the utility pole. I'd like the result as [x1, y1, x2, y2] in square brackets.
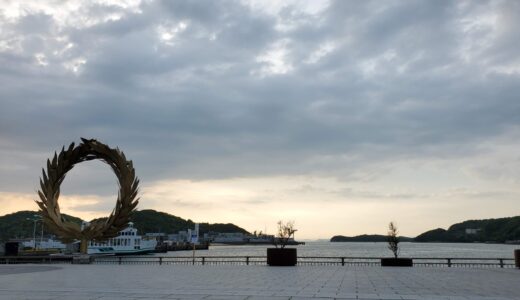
[40, 222, 44, 248]
[32, 219, 37, 249]
[26, 215, 41, 250]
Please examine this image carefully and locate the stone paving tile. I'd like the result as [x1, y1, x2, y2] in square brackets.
[290, 297, 334, 300]
[314, 292, 337, 298]
[336, 293, 358, 298]
[275, 292, 297, 296]
[399, 295, 421, 300]
[245, 297, 290, 300]
[165, 295, 207, 300]
[204, 295, 248, 300]
[97, 298, 141, 300]
[377, 294, 406, 299]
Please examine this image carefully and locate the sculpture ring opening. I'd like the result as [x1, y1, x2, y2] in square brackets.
[36, 138, 139, 253]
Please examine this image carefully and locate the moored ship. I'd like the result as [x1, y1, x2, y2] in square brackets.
[88, 222, 157, 255]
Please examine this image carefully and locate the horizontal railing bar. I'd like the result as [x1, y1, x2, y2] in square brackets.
[424, 258, 509, 260]
[298, 256, 514, 260]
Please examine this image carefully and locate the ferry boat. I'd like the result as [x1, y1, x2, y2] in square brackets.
[88, 222, 157, 255]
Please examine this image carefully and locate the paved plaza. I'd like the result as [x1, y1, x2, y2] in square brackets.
[0, 264, 519, 300]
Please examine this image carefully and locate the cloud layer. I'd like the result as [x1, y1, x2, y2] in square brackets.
[1, 0, 519, 237]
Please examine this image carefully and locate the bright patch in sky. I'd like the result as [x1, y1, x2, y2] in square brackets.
[254, 39, 293, 76]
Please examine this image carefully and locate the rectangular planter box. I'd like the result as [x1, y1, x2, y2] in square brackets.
[381, 258, 413, 267]
[267, 248, 297, 266]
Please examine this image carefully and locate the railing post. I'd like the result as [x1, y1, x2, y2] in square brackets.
[341, 257, 345, 266]
[118, 257, 122, 265]
[447, 258, 451, 267]
[246, 256, 249, 265]
[202, 257, 205, 265]
[499, 259, 504, 268]
[159, 257, 162, 265]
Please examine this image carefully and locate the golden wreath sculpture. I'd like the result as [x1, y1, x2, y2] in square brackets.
[36, 138, 139, 253]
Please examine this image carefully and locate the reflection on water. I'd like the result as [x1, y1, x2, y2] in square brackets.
[157, 241, 518, 258]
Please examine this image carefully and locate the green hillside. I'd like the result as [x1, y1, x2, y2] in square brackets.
[130, 209, 249, 235]
[0, 210, 249, 241]
[415, 216, 520, 243]
[331, 216, 520, 243]
[0, 210, 82, 242]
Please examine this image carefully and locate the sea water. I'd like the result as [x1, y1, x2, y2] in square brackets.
[159, 241, 518, 258]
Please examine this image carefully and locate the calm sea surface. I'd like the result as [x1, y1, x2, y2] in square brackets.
[160, 241, 518, 258]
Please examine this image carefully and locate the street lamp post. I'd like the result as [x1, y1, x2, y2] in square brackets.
[40, 221, 44, 247]
[26, 215, 42, 250]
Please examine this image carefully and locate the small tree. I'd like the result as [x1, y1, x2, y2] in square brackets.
[275, 220, 297, 249]
[387, 222, 399, 258]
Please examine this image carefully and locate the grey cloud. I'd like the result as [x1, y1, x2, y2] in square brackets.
[1, 0, 520, 196]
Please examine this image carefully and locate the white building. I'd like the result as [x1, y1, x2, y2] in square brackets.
[212, 232, 246, 243]
[465, 228, 481, 235]
[21, 238, 66, 250]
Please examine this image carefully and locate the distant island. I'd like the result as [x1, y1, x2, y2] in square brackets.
[330, 234, 413, 242]
[0, 210, 249, 242]
[331, 216, 520, 244]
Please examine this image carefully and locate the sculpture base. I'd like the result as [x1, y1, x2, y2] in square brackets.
[72, 254, 93, 264]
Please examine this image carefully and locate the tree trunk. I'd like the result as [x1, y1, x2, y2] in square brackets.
[80, 239, 88, 254]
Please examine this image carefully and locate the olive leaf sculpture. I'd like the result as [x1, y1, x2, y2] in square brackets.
[36, 138, 139, 254]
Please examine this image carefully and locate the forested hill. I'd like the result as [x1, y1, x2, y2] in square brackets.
[131, 209, 249, 235]
[0, 210, 249, 241]
[331, 216, 520, 243]
[0, 210, 82, 241]
[415, 216, 520, 243]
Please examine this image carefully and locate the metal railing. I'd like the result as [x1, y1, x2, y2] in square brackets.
[0, 255, 74, 264]
[0, 255, 515, 268]
[297, 256, 516, 268]
[94, 255, 267, 265]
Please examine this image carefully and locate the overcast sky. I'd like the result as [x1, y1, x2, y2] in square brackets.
[1, 0, 519, 239]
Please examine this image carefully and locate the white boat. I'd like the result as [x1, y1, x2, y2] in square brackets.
[88, 222, 157, 255]
[21, 238, 66, 250]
